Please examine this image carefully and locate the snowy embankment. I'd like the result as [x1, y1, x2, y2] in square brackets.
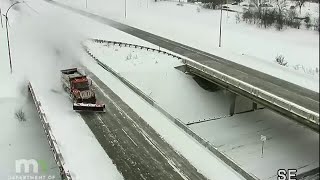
[55, 0, 319, 92]
[84, 41, 319, 180]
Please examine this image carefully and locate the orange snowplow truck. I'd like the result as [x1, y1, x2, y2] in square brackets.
[61, 68, 105, 112]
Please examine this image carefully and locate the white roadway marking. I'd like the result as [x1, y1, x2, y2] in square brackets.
[92, 80, 190, 180]
[121, 128, 138, 147]
[139, 128, 189, 180]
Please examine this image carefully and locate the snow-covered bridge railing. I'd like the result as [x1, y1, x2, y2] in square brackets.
[90, 38, 185, 60]
[28, 83, 72, 180]
[89, 38, 319, 131]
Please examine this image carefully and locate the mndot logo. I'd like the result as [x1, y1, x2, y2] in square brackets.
[15, 159, 48, 173]
[8, 159, 55, 180]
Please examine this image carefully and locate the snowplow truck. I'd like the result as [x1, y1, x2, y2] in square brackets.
[61, 68, 105, 112]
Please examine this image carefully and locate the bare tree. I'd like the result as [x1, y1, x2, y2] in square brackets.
[250, 0, 262, 25]
[275, 55, 288, 66]
[15, 108, 27, 122]
[274, 0, 287, 30]
[295, 0, 307, 14]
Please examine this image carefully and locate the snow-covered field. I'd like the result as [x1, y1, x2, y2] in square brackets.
[56, 0, 319, 91]
[85, 41, 319, 179]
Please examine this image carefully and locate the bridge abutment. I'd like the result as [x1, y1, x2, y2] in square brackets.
[228, 92, 264, 116]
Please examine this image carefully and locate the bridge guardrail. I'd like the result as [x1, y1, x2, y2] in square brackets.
[28, 83, 72, 180]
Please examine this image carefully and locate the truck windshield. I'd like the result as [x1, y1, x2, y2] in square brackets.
[74, 82, 89, 90]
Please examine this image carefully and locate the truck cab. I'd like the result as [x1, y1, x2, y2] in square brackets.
[61, 68, 105, 112]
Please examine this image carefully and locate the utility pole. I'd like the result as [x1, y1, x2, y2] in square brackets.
[85, 0, 87, 8]
[219, 0, 223, 47]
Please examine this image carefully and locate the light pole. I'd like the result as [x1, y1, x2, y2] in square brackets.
[124, 0, 127, 18]
[4, 1, 23, 74]
[218, 0, 223, 47]
[0, 8, 3, 28]
[85, 0, 87, 8]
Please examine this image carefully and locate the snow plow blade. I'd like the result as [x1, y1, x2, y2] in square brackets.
[73, 103, 105, 112]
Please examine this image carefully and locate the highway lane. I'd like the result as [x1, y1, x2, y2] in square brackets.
[80, 70, 208, 180]
[46, 0, 319, 116]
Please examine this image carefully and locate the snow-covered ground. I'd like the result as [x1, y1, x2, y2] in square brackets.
[0, 0, 125, 179]
[0, 0, 249, 179]
[85, 41, 319, 179]
[56, 0, 319, 92]
[0, 97, 62, 180]
[0, 8, 60, 180]
[86, 41, 234, 123]
[80, 47, 246, 180]
[190, 110, 319, 180]
[1, 0, 318, 179]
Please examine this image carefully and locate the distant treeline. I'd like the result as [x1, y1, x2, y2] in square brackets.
[188, 0, 318, 3]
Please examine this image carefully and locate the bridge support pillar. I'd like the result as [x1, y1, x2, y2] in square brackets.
[229, 92, 263, 116]
[174, 65, 190, 74]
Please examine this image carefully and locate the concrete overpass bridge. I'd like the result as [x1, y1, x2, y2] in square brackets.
[48, 0, 319, 132]
[179, 59, 319, 131]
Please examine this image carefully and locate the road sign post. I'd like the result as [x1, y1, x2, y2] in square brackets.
[261, 135, 266, 158]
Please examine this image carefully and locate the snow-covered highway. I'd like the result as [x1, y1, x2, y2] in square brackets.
[80, 69, 208, 180]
